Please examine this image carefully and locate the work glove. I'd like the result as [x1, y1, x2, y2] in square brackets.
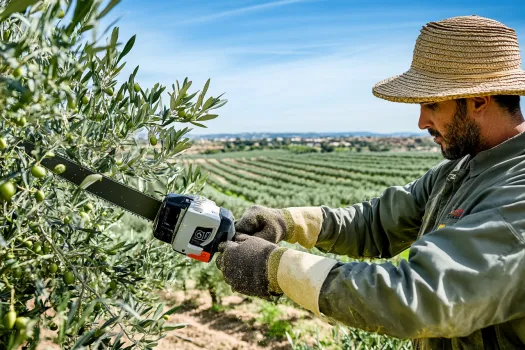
[235, 205, 324, 248]
[216, 233, 287, 300]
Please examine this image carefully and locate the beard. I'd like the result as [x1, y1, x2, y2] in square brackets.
[428, 99, 487, 160]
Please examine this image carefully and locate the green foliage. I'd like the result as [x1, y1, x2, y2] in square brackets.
[194, 263, 231, 306]
[288, 145, 320, 154]
[194, 135, 436, 155]
[287, 326, 411, 349]
[0, 0, 226, 348]
[257, 302, 292, 339]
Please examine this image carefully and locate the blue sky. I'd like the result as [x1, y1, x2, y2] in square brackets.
[105, 0, 525, 135]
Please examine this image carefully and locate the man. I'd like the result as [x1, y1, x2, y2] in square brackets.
[216, 15, 525, 348]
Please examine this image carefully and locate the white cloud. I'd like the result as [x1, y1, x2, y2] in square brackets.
[119, 32, 420, 135]
[177, 0, 321, 24]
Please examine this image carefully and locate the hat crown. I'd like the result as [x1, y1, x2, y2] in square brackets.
[411, 15, 522, 76]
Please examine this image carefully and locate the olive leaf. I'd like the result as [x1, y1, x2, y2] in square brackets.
[0, 0, 39, 20]
[117, 35, 135, 63]
[79, 174, 103, 189]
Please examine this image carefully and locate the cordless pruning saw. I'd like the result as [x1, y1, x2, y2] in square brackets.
[23, 143, 235, 263]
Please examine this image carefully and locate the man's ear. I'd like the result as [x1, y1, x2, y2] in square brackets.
[469, 96, 491, 116]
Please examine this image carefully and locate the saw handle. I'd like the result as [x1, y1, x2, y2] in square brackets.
[195, 207, 235, 263]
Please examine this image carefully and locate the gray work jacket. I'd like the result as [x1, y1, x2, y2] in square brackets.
[316, 131, 525, 349]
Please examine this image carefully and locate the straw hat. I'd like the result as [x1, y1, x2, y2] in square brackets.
[372, 15, 525, 103]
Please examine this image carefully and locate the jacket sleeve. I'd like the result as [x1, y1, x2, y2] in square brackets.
[275, 197, 525, 339]
[314, 201, 525, 339]
[315, 161, 442, 259]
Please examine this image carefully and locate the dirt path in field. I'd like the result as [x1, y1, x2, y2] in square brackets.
[157, 291, 287, 350]
[196, 159, 228, 185]
[222, 160, 264, 179]
[211, 173, 229, 185]
[156, 289, 332, 350]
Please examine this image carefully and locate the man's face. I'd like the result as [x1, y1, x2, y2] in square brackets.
[419, 99, 486, 159]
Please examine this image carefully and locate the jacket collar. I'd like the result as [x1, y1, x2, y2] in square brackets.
[469, 131, 525, 177]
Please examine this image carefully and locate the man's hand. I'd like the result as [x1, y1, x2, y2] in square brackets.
[216, 234, 287, 299]
[234, 205, 291, 244]
[235, 205, 324, 249]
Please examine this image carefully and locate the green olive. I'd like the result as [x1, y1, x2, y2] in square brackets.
[48, 263, 58, 274]
[3, 310, 16, 329]
[22, 240, 33, 249]
[0, 137, 7, 150]
[162, 315, 169, 321]
[13, 269, 22, 278]
[79, 211, 90, 222]
[35, 190, 45, 202]
[81, 95, 89, 105]
[109, 280, 117, 290]
[104, 87, 114, 96]
[13, 67, 22, 78]
[15, 117, 27, 127]
[83, 202, 93, 212]
[33, 242, 42, 254]
[149, 136, 158, 146]
[53, 164, 66, 174]
[31, 165, 46, 178]
[0, 182, 16, 201]
[15, 317, 28, 329]
[57, 10, 65, 19]
[116, 92, 124, 101]
[67, 96, 76, 109]
[133, 83, 140, 92]
[63, 271, 75, 285]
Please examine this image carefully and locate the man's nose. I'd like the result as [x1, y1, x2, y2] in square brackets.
[418, 108, 432, 130]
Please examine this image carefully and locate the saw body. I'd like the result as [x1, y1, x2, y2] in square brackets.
[153, 194, 235, 262]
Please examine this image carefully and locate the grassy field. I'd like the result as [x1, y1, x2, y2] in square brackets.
[192, 150, 442, 217]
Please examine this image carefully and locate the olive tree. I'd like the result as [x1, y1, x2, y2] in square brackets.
[0, 0, 226, 348]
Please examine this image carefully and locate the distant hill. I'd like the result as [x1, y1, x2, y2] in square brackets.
[188, 131, 429, 140]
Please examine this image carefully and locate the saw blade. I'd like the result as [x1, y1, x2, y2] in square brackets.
[23, 142, 162, 222]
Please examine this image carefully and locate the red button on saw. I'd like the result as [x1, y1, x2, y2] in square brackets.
[188, 251, 211, 263]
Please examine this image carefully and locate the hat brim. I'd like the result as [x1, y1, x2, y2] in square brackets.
[372, 68, 525, 103]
